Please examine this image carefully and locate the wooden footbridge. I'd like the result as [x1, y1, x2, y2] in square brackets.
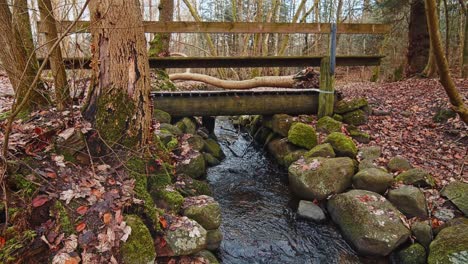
[38, 21, 389, 117]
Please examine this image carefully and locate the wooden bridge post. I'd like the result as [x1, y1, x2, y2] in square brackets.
[318, 23, 337, 118]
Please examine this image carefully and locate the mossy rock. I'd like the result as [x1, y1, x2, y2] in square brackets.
[391, 243, 427, 264]
[152, 68, 177, 91]
[203, 139, 225, 160]
[358, 159, 384, 171]
[305, 143, 336, 158]
[343, 109, 368, 126]
[254, 126, 273, 144]
[176, 152, 206, 179]
[174, 175, 212, 197]
[316, 116, 342, 134]
[327, 190, 410, 256]
[288, 157, 355, 200]
[332, 114, 344, 122]
[287, 123, 318, 150]
[121, 215, 156, 264]
[263, 114, 296, 137]
[358, 146, 382, 161]
[151, 187, 184, 212]
[411, 221, 433, 249]
[441, 181, 468, 216]
[160, 123, 183, 136]
[324, 132, 358, 158]
[433, 108, 456, 123]
[206, 229, 223, 250]
[348, 126, 371, 143]
[395, 168, 436, 188]
[267, 138, 301, 167]
[334, 98, 369, 114]
[203, 153, 221, 167]
[428, 222, 468, 264]
[388, 155, 412, 172]
[157, 130, 176, 147]
[156, 217, 207, 256]
[148, 173, 172, 191]
[176, 118, 197, 134]
[195, 250, 220, 264]
[283, 150, 307, 168]
[154, 109, 171, 124]
[388, 185, 428, 219]
[352, 168, 393, 194]
[188, 135, 205, 151]
[182, 196, 221, 230]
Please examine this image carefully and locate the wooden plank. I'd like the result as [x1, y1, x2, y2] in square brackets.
[37, 21, 390, 34]
[151, 90, 320, 117]
[318, 57, 335, 117]
[38, 55, 383, 69]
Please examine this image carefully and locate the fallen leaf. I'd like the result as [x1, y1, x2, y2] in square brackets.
[32, 195, 49, 207]
[0, 237, 5, 248]
[76, 206, 88, 215]
[75, 222, 86, 232]
[103, 213, 112, 225]
[159, 216, 168, 229]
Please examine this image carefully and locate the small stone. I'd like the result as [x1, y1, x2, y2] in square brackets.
[154, 109, 172, 124]
[324, 132, 358, 158]
[395, 168, 436, 188]
[297, 200, 326, 222]
[353, 168, 393, 194]
[183, 195, 221, 230]
[206, 229, 223, 251]
[388, 155, 412, 172]
[287, 122, 318, 150]
[401, 111, 412, 117]
[348, 127, 371, 143]
[388, 185, 428, 219]
[334, 98, 369, 114]
[373, 109, 391, 116]
[391, 243, 427, 264]
[316, 116, 342, 134]
[343, 109, 368, 126]
[411, 221, 433, 249]
[433, 208, 455, 222]
[305, 143, 336, 158]
[359, 146, 382, 160]
[441, 181, 468, 216]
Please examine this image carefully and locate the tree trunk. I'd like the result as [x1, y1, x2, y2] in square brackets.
[423, 42, 438, 77]
[463, 11, 468, 77]
[12, 0, 35, 55]
[83, 0, 152, 148]
[38, 0, 70, 110]
[406, 0, 430, 76]
[149, 0, 174, 57]
[425, 0, 468, 124]
[0, 0, 47, 111]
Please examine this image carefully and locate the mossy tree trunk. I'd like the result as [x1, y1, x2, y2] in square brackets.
[83, 0, 152, 148]
[425, 0, 468, 124]
[0, 0, 48, 111]
[149, 0, 173, 57]
[38, 0, 71, 110]
[406, 0, 430, 77]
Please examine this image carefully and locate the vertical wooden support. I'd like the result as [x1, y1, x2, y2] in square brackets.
[318, 23, 337, 117]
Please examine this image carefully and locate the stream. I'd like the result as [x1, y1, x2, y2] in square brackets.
[207, 117, 361, 264]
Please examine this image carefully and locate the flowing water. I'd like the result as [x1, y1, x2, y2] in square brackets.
[207, 117, 361, 264]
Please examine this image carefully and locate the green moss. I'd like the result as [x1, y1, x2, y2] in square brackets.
[287, 123, 318, 150]
[0, 110, 11, 121]
[175, 176, 212, 197]
[348, 126, 371, 143]
[0, 229, 36, 263]
[176, 153, 206, 179]
[121, 215, 156, 264]
[316, 116, 342, 133]
[8, 174, 37, 197]
[151, 188, 184, 212]
[148, 173, 172, 190]
[283, 150, 307, 168]
[428, 223, 468, 264]
[343, 109, 368, 126]
[203, 139, 224, 160]
[166, 137, 179, 151]
[160, 123, 183, 136]
[305, 143, 336, 158]
[332, 114, 343, 122]
[334, 98, 368, 114]
[324, 132, 358, 158]
[154, 109, 172, 124]
[392, 243, 427, 264]
[52, 201, 74, 235]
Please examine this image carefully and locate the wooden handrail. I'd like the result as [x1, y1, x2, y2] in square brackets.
[37, 21, 390, 35]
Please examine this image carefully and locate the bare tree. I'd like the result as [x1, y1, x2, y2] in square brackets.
[406, 0, 430, 76]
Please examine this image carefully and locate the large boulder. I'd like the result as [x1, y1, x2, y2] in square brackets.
[343, 109, 368, 126]
[182, 195, 221, 230]
[121, 215, 156, 264]
[263, 114, 296, 137]
[334, 98, 369, 114]
[176, 152, 206, 179]
[327, 190, 410, 256]
[388, 155, 412, 172]
[305, 143, 336, 158]
[441, 181, 468, 216]
[316, 116, 342, 134]
[267, 138, 302, 167]
[287, 122, 318, 150]
[428, 221, 468, 264]
[156, 216, 207, 256]
[388, 185, 428, 219]
[395, 168, 436, 188]
[352, 168, 393, 194]
[297, 200, 326, 222]
[324, 132, 358, 158]
[288, 157, 355, 200]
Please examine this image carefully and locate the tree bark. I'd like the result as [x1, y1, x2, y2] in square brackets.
[149, 0, 174, 57]
[0, 0, 47, 111]
[406, 0, 430, 76]
[462, 6, 468, 78]
[38, 0, 70, 110]
[83, 0, 152, 148]
[12, 0, 35, 55]
[425, 0, 468, 124]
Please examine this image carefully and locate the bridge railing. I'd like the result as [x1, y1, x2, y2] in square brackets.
[37, 21, 389, 117]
